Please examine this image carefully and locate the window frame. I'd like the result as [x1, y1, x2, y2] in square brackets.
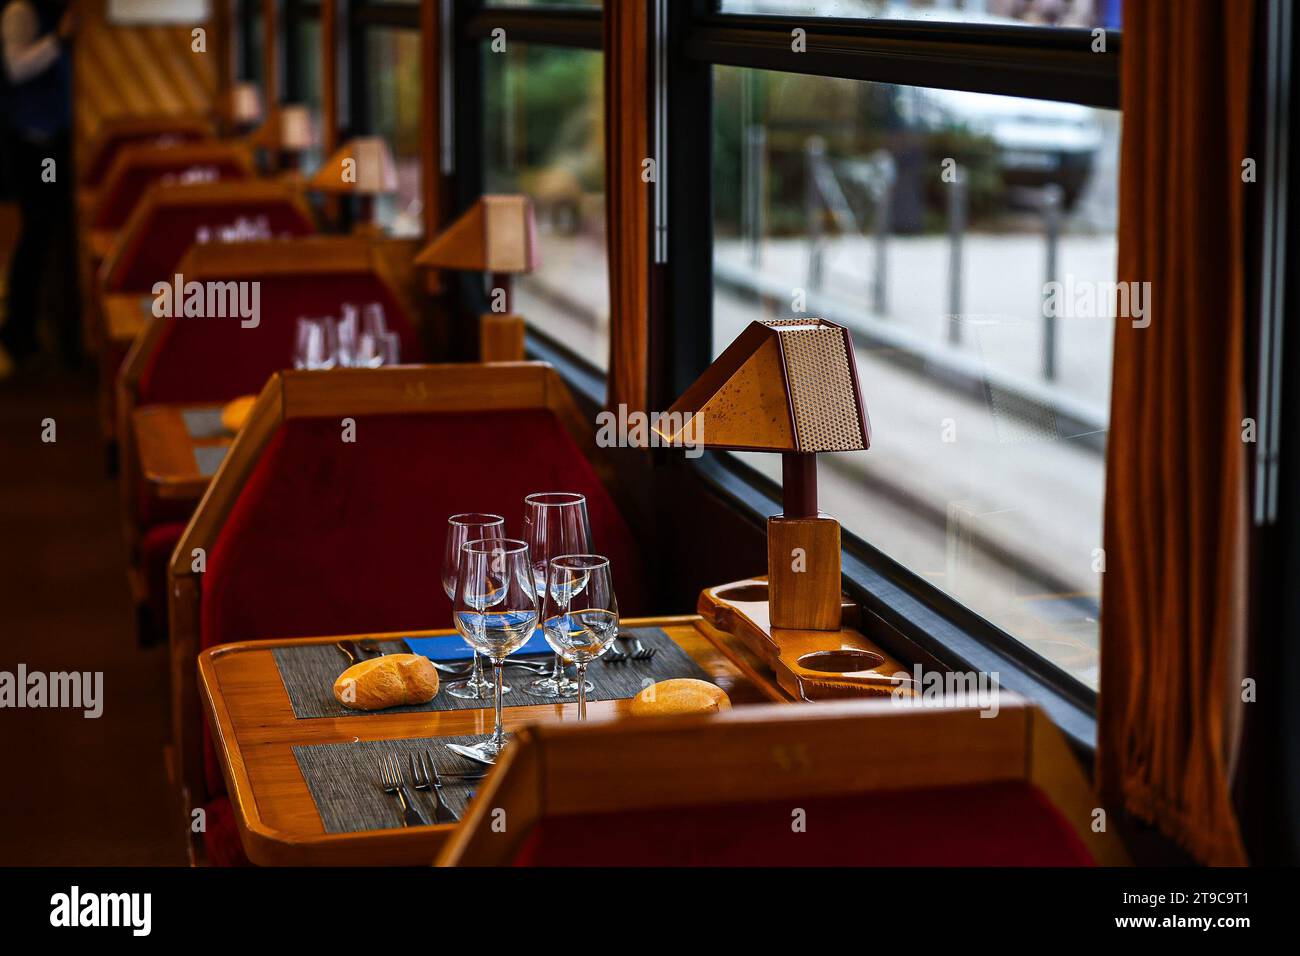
[452, 1, 609, 374]
[445, 0, 1119, 748]
[664, 2, 1120, 745]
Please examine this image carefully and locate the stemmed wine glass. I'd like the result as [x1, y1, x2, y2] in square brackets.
[522, 492, 593, 698]
[441, 513, 508, 699]
[451, 539, 538, 762]
[542, 555, 619, 721]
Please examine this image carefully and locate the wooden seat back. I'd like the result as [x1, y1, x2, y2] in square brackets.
[91, 142, 255, 232]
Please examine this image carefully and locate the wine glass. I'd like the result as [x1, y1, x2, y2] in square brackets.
[363, 302, 388, 338]
[522, 492, 593, 699]
[453, 539, 538, 761]
[542, 555, 618, 720]
[441, 513, 508, 700]
[293, 318, 325, 370]
[318, 317, 340, 369]
[336, 304, 360, 367]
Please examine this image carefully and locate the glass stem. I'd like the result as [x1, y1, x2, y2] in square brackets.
[550, 653, 564, 683]
[492, 660, 506, 749]
[471, 650, 485, 688]
[576, 663, 588, 720]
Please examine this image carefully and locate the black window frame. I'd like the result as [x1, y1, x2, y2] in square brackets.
[451, 1, 608, 376]
[283, 1, 322, 105]
[665, 3, 1120, 749]
[449, 0, 1122, 751]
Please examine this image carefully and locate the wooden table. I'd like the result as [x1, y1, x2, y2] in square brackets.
[198, 616, 790, 865]
[103, 292, 153, 345]
[133, 404, 234, 501]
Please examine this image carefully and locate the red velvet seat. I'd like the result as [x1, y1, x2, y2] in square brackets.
[136, 273, 420, 406]
[141, 521, 188, 638]
[202, 796, 251, 867]
[106, 198, 316, 293]
[93, 156, 252, 232]
[511, 781, 1095, 866]
[197, 408, 646, 807]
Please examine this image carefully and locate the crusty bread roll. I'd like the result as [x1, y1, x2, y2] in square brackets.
[333, 654, 440, 711]
[628, 678, 731, 716]
[221, 395, 257, 433]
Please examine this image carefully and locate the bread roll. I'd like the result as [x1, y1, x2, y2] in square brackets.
[628, 678, 731, 716]
[333, 654, 440, 711]
[221, 395, 257, 433]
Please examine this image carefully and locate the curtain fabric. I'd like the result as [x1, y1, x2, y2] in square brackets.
[604, 0, 651, 412]
[1097, 0, 1255, 865]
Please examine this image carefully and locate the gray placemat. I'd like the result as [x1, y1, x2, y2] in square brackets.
[192, 444, 229, 477]
[272, 627, 707, 719]
[180, 407, 230, 440]
[293, 734, 494, 833]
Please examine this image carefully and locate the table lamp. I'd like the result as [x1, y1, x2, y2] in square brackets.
[655, 318, 871, 630]
[414, 195, 539, 362]
[225, 82, 263, 135]
[307, 136, 399, 232]
[262, 104, 315, 172]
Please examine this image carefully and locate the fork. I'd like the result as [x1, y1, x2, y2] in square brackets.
[628, 636, 658, 662]
[603, 634, 630, 664]
[411, 752, 457, 824]
[379, 753, 429, 827]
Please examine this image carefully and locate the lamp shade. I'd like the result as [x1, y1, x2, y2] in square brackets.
[227, 82, 263, 126]
[655, 318, 870, 454]
[307, 136, 399, 195]
[415, 195, 538, 274]
[277, 104, 315, 151]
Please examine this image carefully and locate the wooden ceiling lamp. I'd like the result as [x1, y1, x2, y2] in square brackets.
[414, 195, 539, 362]
[656, 318, 871, 631]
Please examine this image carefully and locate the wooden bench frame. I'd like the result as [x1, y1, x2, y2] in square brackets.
[95, 179, 317, 446]
[166, 361, 594, 861]
[116, 236, 416, 640]
[436, 697, 1130, 866]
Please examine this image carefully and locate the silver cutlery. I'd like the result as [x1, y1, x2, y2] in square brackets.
[604, 635, 630, 664]
[411, 752, 457, 824]
[428, 658, 552, 676]
[446, 742, 496, 767]
[629, 637, 658, 662]
[379, 752, 430, 827]
[336, 640, 362, 665]
[425, 751, 458, 823]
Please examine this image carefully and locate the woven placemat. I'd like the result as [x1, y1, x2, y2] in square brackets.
[180, 407, 229, 440]
[292, 734, 496, 834]
[193, 444, 229, 477]
[272, 627, 707, 719]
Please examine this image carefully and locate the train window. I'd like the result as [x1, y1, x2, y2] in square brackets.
[365, 27, 424, 236]
[483, 43, 609, 371]
[712, 69, 1117, 688]
[716, 0, 1120, 30]
[237, 0, 263, 84]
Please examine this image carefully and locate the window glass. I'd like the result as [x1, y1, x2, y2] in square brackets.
[366, 28, 424, 236]
[483, 43, 608, 370]
[713, 66, 1119, 688]
[293, 17, 324, 175]
[717, 0, 1121, 30]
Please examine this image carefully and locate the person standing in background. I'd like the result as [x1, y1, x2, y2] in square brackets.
[0, 0, 77, 379]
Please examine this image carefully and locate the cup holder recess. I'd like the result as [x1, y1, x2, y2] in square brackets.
[714, 584, 770, 603]
[797, 649, 886, 674]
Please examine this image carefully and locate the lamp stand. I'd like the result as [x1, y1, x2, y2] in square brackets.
[479, 274, 525, 362]
[768, 452, 842, 630]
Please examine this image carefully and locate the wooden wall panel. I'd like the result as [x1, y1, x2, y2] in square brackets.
[73, 0, 220, 168]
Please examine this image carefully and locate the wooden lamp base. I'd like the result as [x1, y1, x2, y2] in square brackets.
[695, 577, 911, 701]
[479, 313, 526, 363]
[767, 513, 842, 630]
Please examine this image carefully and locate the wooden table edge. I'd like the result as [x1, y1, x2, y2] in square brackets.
[198, 615, 780, 866]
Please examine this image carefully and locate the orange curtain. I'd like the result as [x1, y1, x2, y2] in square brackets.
[604, 0, 652, 412]
[1097, 0, 1255, 865]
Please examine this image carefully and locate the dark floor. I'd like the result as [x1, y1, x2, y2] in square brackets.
[0, 366, 187, 865]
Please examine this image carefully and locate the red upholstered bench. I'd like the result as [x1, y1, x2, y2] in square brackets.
[91, 142, 256, 233]
[119, 237, 422, 647]
[81, 115, 211, 191]
[438, 699, 1124, 867]
[169, 364, 646, 865]
[510, 782, 1093, 866]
